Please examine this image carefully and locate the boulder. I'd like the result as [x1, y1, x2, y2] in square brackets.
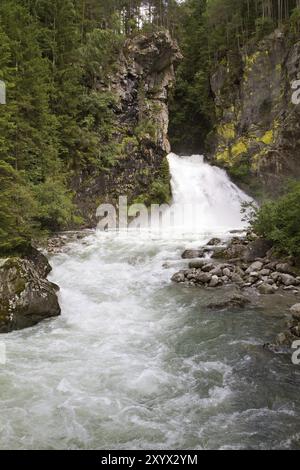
[225, 243, 248, 260]
[290, 304, 300, 321]
[260, 269, 271, 276]
[0, 257, 61, 334]
[210, 266, 223, 277]
[223, 267, 232, 277]
[264, 261, 278, 270]
[280, 274, 297, 286]
[258, 283, 276, 295]
[271, 272, 280, 281]
[207, 294, 250, 310]
[25, 248, 52, 278]
[182, 249, 204, 259]
[171, 271, 186, 283]
[196, 272, 212, 284]
[276, 263, 296, 276]
[231, 273, 244, 284]
[206, 238, 221, 246]
[188, 259, 207, 269]
[243, 238, 273, 263]
[209, 275, 220, 287]
[246, 261, 264, 273]
[202, 263, 215, 272]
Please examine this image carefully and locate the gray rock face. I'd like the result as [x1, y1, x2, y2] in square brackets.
[0, 257, 61, 333]
[210, 32, 300, 195]
[72, 31, 182, 224]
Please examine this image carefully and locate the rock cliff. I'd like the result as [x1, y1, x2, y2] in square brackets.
[210, 31, 300, 196]
[73, 31, 182, 223]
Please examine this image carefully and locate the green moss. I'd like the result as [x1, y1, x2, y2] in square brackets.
[217, 123, 236, 140]
[260, 129, 274, 145]
[216, 147, 230, 164]
[231, 139, 248, 157]
[244, 51, 261, 74]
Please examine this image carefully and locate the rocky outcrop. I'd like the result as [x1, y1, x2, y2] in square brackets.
[73, 31, 182, 223]
[172, 235, 300, 294]
[210, 31, 300, 195]
[0, 254, 60, 333]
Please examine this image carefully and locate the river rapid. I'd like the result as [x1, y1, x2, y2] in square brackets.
[0, 154, 299, 450]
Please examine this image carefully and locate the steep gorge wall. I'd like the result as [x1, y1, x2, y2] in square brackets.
[210, 31, 300, 197]
[73, 31, 182, 224]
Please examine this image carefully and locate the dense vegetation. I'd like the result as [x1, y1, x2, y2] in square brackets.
[252, 182, 300, 259]
[1, 0, 300, 255]
[0, 0, 179, 254]
[169, 0, 300, 152]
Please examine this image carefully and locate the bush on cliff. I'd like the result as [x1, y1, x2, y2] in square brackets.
[253, 181, 300, 258]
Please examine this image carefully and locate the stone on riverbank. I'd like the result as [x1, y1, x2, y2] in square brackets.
[207, 294, 250, 310]
[0, 256, 61, 333]
[290, 303, 300, 321]
[182, 249, 204, 259]
[172, 235, 300, 295]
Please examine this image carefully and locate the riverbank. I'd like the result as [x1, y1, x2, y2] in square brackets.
[171, 233, 300, 353]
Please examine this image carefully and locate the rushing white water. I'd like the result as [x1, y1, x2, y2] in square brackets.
[166, 153, 252, 235]
[0, 154, 299, 450]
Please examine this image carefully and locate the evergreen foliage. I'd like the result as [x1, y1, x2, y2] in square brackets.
[1, 0, 300, 254]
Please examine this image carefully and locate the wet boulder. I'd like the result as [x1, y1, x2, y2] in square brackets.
[243, 239, 273, 263]
[207, 294, 250, 310]
[188, 259, 207, 269]
[258, 283, 277, 295]
[0, 257, 61, 334]
[206, 238, 222, 246]
[290, 304, 300, 321]
[280, 274, 298, 286]
[182, 249, 204, 259]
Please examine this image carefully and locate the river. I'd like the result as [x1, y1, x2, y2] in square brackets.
[0, 154, 299, 450]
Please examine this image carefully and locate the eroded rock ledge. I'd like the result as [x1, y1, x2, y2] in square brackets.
[0, 250, 60, 333]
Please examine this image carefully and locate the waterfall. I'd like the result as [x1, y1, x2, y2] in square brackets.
[166, 153, 252, 236]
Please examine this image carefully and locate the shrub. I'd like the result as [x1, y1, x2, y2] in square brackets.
[33, 178, 81, 231]
[253, 181, 300, 258]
